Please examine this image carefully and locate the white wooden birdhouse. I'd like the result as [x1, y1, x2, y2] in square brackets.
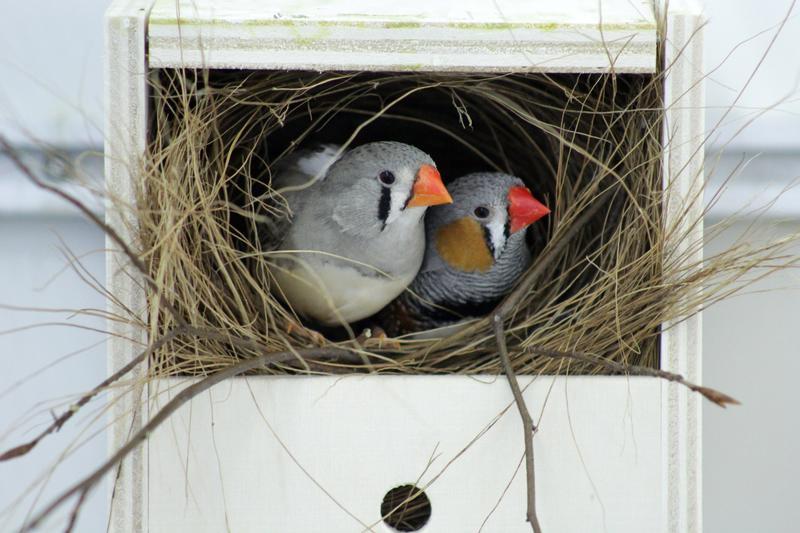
[105, 0, 705, 531]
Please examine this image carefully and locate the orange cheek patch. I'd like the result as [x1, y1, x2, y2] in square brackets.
[435, 217, 494, 273]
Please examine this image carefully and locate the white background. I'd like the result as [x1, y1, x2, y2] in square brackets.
[1, 1, 799, 531]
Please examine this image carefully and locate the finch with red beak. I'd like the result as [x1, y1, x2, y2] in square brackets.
[379, 172, 549, 336]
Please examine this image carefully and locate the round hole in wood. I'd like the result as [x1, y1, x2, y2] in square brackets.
[380, 484, 432, 531]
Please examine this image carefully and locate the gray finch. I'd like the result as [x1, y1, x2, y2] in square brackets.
[262, 141, 452, 326]
[380, 172, 549, 336]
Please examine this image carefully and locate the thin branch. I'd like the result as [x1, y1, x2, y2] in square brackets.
[492, 316, 542, 533]
[18, 345, 356, 533]
[0, 325, 362, 463]
[0, 329, 181, 462]
[0, 136, 145, 286]
[0, 135, 186, 327]
[488, 183, 619, 532]
[62, 488, 87, 533]
[530, 346, 739, 408]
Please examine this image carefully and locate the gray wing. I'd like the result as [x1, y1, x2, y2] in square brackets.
[259, 144, 341, 251]
[271, 144, 341, 190]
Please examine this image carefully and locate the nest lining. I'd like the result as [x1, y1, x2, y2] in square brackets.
[135, 68, 710, 376]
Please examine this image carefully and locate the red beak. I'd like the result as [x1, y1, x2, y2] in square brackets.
[508, 186, 550, 233]
[406, 164, 452, 207]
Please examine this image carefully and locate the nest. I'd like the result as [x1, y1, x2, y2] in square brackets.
[130, 68, 754, 376]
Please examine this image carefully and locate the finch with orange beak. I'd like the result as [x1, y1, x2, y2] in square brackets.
[263, 142, 452, 326]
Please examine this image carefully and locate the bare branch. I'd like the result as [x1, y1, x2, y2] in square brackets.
[530, 346, 739, 408]
[0, 135, 186, 327]
[492, 316, 542, 533]
[0, 324, 364, 463]
[488, 183, 619, 532]
[0, 329, 181, 462]
[0, 137, 145, 291]
[18, 344, 357, 533]
[62, 488, 87, 533]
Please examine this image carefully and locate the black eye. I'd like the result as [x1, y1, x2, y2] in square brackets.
[474, 206, 490, 219]
[379, 170, 396, 185]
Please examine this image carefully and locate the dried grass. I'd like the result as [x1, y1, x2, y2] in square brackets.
[127, 68, 793, 376]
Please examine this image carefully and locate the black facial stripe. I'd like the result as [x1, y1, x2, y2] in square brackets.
[482, 225, 496, 257]
[504, 218, 510, 242]
[378, 186, 391, 230]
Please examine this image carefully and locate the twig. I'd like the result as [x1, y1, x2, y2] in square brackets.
[492, 316, 542, 533]
[490, 183, 619, 532]
[0, 136, 144, 286]
[0, 325, 363, 462]
[0, 329, 182, 462]
[0, 135, 186, 326]
[18, 345, 355, 533]
[530, 346, 739, 408]
[0, 138, 325, 462]
[62, 488, 87, 533]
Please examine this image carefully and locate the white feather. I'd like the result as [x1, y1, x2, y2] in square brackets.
[294, 144, 340, 181]
[486, 212, 507, 260]
[272, 256, 416, 326]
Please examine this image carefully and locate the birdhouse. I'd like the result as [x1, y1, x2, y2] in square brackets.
[105, 1, 704, 532]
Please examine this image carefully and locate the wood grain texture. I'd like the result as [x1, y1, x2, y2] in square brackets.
[661, 1, 705, 532]
[149, 0, 656, 24]
[105, 1, 152, 532]
[146, 0, 657, 72]
[148, 376, 663, 533]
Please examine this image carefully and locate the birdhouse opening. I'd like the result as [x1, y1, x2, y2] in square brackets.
[142, 68, 668, 376]
[380, 484, 432, 532]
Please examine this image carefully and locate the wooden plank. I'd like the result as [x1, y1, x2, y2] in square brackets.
[149, 0, 655, 25]
[148, 376, 663, 532]
[661, 1, 705, 532]
[147, 0, 657, 72]
[105, 1, 153, 533]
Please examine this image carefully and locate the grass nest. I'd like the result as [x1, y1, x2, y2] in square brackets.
[130, 68, 769, 376]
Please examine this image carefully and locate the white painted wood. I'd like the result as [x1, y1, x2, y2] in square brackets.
[661, 1, 705, 532]
[148, 376, 663, 532]
[147, 0, 657, 72]
[150, 0, 655, 24]
[105, 2, 152, 533]
[104, 1, 705, 531]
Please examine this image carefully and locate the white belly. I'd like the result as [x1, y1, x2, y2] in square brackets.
[272, 258, 416, 326]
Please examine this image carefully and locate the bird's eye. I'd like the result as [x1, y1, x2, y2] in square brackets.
[474, 206, 490, 219]
[379, 170, 396, 185]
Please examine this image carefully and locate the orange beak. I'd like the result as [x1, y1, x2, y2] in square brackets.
[508, 186, 550, 233]
[406, 164, 452, 208]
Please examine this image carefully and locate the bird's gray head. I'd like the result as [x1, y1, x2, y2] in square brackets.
[426, 172, 550, 272]
[324, 141, 452, 234]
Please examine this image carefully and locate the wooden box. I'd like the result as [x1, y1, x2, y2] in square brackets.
[105, 1, 704, 531]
